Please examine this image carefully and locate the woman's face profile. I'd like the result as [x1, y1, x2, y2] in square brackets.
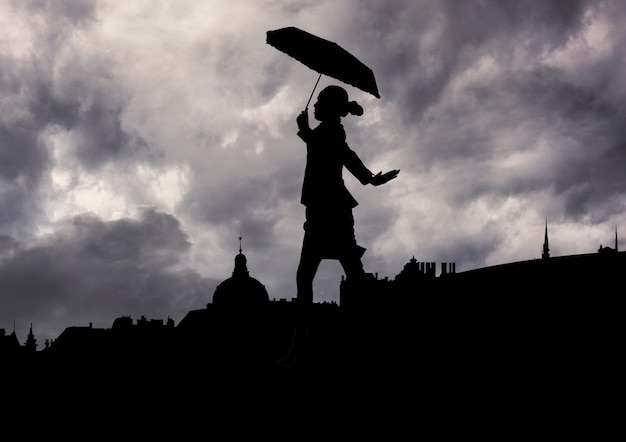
[313, 95, 336, 121]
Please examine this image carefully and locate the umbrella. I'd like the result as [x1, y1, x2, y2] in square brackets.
[266, 26, 380, 109]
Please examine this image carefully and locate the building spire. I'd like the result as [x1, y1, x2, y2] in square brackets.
[233, 234, 249, 278]
[25, 323, 37, 352]
[542, 219, 550, 260]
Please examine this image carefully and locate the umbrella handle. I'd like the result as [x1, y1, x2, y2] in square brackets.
[305, 73, 323, 111]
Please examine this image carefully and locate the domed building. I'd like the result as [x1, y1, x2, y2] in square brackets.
[211, 239, 270, 307]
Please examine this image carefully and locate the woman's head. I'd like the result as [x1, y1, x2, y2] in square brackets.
[313, 85, 363, 121]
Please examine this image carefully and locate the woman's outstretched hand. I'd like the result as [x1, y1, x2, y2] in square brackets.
[296, 109, 310, 131]
[370, 169, 400, 186]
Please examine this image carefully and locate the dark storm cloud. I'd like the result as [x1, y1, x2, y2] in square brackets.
[0, 121, 49, 231]
[0, 208, 217, 343]
[519, 71, 626, 220]
[73, 105, 134, 169]
[0, 0, 158, 236]
[28, 78, 134, 171]
[3, 1, 196, 237]
[354, 1, 625, 214]
[259, 57, 295, 99]
[185, 169, 300, 251]
[0, 235, 19, 259]
[17, 0, 98, 24]
[76, 209, 191, 267]
[0, 42, 52, 230]
[29, 83, 81, 129]
[0, 123, 48, 184]
[356, 0, 598, 122]
[418, 65, 626, 219]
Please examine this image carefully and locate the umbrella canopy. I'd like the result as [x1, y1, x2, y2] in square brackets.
[266, 26, 380, 104]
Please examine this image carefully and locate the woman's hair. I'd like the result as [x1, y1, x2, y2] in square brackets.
[318, 85, 363, 117]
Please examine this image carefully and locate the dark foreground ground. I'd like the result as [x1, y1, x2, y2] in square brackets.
[2, 289, 619, 438]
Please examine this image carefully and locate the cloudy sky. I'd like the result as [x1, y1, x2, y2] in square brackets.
[1, 0, 625, 345]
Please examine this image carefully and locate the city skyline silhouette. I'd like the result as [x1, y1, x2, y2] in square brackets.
[4, 221, 622, 356]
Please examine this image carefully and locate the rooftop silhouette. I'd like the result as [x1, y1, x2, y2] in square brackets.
[4, 225, 622, 373]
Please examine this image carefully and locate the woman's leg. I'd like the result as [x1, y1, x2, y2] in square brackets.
[339, 254, 366, 281]
[278, 245, 322, 366]
[294, 251, 321, 351]
[296, 251, 322, 304]
[337, 207, 366, 281]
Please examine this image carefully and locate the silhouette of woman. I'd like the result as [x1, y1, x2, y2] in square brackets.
[279, 85, 399, 366]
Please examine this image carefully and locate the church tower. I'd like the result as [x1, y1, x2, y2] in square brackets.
[211, 236, 270, 307]
[542, 219, 550, 260]
[24, 323, 37, 353]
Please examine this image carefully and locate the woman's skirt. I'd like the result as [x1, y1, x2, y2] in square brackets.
[301, 205, 366, 260]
